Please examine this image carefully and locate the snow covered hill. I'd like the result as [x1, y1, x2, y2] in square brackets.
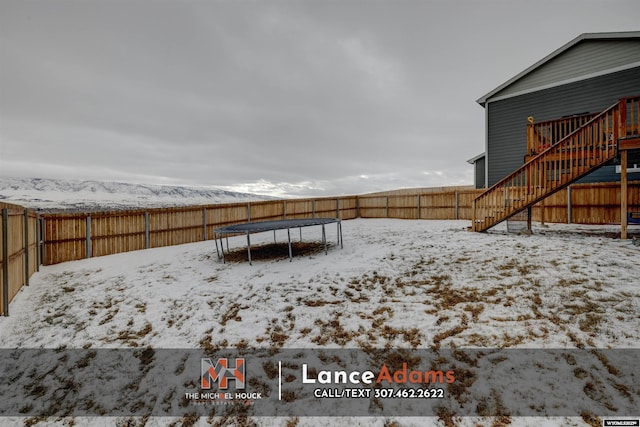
[0, 177, 273, 212]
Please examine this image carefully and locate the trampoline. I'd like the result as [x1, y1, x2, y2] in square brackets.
[214, 218, 343, 265]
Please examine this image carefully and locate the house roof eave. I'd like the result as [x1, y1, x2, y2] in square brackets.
[476, 31, 640, 107]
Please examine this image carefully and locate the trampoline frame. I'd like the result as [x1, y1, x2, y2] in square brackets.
[214, 218, 343, 265]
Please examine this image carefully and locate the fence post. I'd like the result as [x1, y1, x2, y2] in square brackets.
[203, 208, 207, 241]
[85, 215, 92, 259]
[36, 213, 41, 270]
[455, 191, 459, 220]
[2, 208, 9, 316]
[145, 211, 150, 249]
[567, 186, 572, 224]
[39, 216, 44, 267]
[386, 196, 389, 218]
[356, 196, 360, 218]
[472, 199, 477, 232]
[417, 195, 421, 219]
[24, 209, 29, 286]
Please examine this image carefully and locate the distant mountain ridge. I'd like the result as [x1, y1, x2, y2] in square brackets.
[0, 177, 273, 212]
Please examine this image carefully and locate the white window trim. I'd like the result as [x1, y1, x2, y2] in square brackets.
[615, 164, 640, 174]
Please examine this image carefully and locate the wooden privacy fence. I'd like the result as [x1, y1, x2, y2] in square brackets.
[0, 203, 39, 316]
[1, 183, 638, 314]
[40, 197, 359, 265]
[39, 191, 486, 265]
[531, 181, 640, 224]
[36, 184, 640, 266]
[358, 190, 483, 220]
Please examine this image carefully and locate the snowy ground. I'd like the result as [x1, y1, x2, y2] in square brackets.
[1, 219, 639, 427]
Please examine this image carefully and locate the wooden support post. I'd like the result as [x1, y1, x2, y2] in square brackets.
[24, 209, 29, 286]
[85, 215, 92, 259]
[386, 196, 389, 218]
[2, 209, 9, 316]
[527, 121, 535, 155]
[472, 199, 476, 231]
[621, 149, 628, 240]
[527, 206, 532, 231]
[540, 198, 546, 227]
[39, 216, 44, 267]
[145, 211, 150, 249]
[455, 191, 459, 220]
[203, 208, 207, 241]
[36, 213, 41, 270]
[417, 195, 421, 219]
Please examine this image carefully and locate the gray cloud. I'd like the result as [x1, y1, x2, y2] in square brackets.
[1, 0, 639, 197]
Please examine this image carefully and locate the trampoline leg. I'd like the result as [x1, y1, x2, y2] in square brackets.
[214, 232, 220, 259]
[247, 232, 252, 265]
[222, 237, 226, 263]
[299, 228, 302, 242]
[339, 221, 343, 249]
[287, 228, 292, 261]
[220, 234, 227, 264]
[322, 224, 327, 255]
[217, 233, 225, 263]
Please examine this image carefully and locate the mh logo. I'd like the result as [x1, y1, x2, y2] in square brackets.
[201, 358, 246, 390]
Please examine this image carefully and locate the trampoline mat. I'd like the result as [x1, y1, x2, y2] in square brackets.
[215, 218, 339, 234]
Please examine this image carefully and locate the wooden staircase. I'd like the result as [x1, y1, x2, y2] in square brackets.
[472, 95, 640, 232]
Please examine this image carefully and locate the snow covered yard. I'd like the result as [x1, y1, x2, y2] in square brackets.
[1, 219, 639, 427]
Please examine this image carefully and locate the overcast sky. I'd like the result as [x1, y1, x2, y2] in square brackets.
[1, 0, 638, 197]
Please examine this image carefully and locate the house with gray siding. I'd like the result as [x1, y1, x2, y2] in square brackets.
[466, 152, 485, 189]
[471, 31, 640, 189]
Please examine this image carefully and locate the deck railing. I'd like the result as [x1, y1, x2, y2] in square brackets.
[526, 112, 597, 159]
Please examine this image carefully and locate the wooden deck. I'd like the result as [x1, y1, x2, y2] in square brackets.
[472, 95, 640, 232]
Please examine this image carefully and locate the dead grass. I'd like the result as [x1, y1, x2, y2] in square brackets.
[281, 389, 297, 403]
[220, 302, 245, 326]
[285, 418, 300, 427]
[436, 406, 458, 427]
[102, 323, 153, 347]
[311, 314, 358, 346]
[199, 335, 228, 353]
[432, 325, 468, 349]
[580, 411, 602, 427]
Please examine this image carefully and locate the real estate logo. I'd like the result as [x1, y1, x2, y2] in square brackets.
[185, 357, 261, 405]
[201, 357, 245, 390]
